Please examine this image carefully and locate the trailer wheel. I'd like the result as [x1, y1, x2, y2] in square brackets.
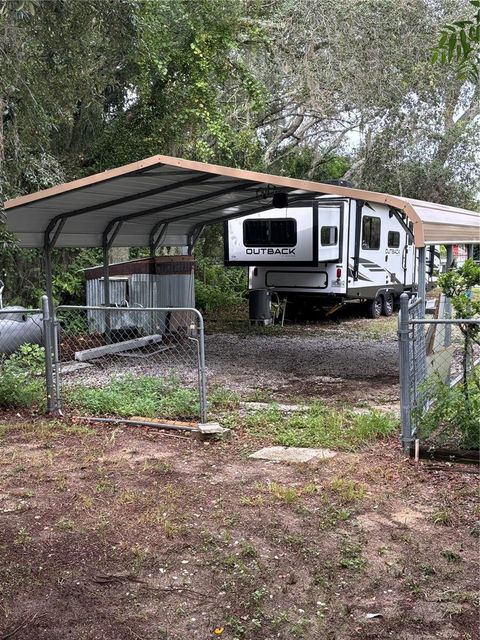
[366, 295, 383, 319]
[382, 293, 394, 317]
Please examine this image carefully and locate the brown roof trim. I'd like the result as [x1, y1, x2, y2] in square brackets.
[84, 256, 194, 280]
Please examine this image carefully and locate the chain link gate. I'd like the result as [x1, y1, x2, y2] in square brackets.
[50, 305, 208, 424]
[398, 293, 480, 453]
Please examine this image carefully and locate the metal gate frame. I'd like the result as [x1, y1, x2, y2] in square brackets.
[42, 298, 208, 424]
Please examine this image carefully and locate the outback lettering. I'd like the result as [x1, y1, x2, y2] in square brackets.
[246, 248, 296, 255]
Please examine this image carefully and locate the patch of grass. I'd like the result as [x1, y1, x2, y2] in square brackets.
[56, 517, 75, 531]
[329, 478, 366, 503]
[14, 527, 32, 546]
[142, 458, 172, 474]
[244, 402, 398, 450]
[338, 540, 366, 571]
[318, 505, 352, 530]
[66, 375, 200, 419]
[209, 386, 240, 411]
[441, 549, 462, 563]
[265, 481, 299, 503]
[240, 495, 265, 507]
[139, 507, 185, 538]
[240, 541, 258, 559]
[431, 509, 453, 526]
[95, 476, 116, 495]
[302, 482, 320, 495]
[129, 543, 150, 571]
[245, 388, 273, 403]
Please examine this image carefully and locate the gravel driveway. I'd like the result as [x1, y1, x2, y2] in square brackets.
[204, 329, 399, 404]
[61, 318, 400, 407]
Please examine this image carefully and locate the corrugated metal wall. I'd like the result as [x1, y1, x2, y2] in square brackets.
[86, 273, 195, 334]
[86, 279, 129, 333]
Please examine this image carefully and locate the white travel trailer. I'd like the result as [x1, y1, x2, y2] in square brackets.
[225, 196, 418, 320]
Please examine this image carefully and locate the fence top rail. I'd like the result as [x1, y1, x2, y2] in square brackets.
[408, 296, 423, 311]
[410, 318, 480, 325]
[57, 304, 200, 312]
[0, 308, 41, 314]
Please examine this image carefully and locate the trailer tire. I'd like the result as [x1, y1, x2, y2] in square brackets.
[382, 293, 394, 317]
[366, 295, 383, 319]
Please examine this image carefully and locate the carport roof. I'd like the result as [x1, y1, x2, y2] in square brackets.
[4, 155, 480, 248]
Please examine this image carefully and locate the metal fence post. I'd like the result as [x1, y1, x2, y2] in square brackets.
[196, 311, 208, 424]
[398, 293, 412, 453]
[42, 295, 57, 413]
[52, 312, 62, 412]
[444, 245, 454, 348]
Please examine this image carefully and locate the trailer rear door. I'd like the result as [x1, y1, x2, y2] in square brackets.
[225, 204, 318, 266]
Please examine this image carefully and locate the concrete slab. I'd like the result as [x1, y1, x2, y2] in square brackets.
[241, 402, 304, 412]
[196, 422, 231, 440]
[249, 446, 337, 463]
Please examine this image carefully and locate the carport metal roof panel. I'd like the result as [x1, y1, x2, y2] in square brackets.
[4, 155, 480, 248]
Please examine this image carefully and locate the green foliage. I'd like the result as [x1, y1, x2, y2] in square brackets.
[433, 0, 480, 83]
[438, 259, 480, 323]
[94, 0, 266, 169]
[195, 252, 247, 312]
[0, 343, 45, 408]
[66, 374, 200, 419]
[417, 372, 480, 449]
[423, 260, 480, 448]
[245, 403, 398, 451]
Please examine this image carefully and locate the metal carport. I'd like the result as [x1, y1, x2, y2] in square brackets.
[3, 154, 480, 311]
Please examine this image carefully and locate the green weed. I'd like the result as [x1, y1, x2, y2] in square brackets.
[329, 478, 366, 503]
[0, 344, 45, 409]
[209, 386, 240, 410]
[66, 374, 199, 419]
[14, 527, 32, 546]
[56, 517, 75, 531]
[266, 481, 299, 503]
[245, 402, 397, 450]
[441, 549, 462, 563]
[431, 509, 453, 526]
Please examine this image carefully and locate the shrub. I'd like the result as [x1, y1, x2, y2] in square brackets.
[0, 344, 46, 409]
[195, 259, 247, 312]
[416, 371, 480, 449]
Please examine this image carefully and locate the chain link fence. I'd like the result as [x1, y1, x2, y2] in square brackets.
[0, 300, 208, 424]
[399, 294, 480, 453]
[53, 305, 208, 423]
[0, 306, 47, 410]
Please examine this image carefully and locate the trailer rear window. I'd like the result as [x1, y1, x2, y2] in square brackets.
[320, 226, 338, 246]
[362, 216, 381, 250]
[243, 218, 297, 247]
[388, 231, 400, 248]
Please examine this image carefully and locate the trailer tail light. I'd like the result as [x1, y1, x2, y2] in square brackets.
[253, 268, 258, 276]
[336, 268, 342, 279]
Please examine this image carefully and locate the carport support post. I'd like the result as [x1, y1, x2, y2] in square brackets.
[44, 245, 55, 317]
[103, 244, 111, 343]
[398, 293, 412, 453]
[444, 245, 454, 348]
[417, 246, 426, 317]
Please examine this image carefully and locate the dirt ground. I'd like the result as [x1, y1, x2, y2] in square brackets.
[0, 417, 478, 640]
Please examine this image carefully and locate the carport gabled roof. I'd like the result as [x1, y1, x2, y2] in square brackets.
[4, 155, 480, 248]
